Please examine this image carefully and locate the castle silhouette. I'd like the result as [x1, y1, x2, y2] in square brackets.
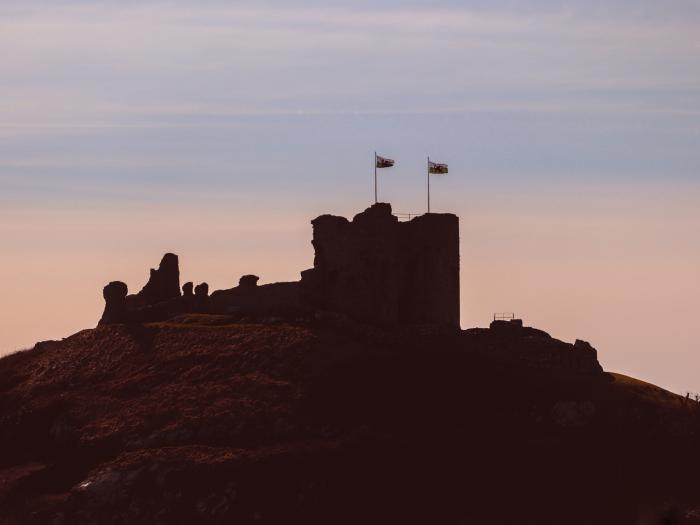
[101, 203, 460, 329]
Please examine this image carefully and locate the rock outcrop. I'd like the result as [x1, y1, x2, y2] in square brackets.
[466, 318, 602, 373]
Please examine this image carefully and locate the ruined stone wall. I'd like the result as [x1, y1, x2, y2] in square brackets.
[300, 204, 402, 325]
[209, 276, 301, 314]
[100, 204, 460, 329]
[100, 254, 188, 325]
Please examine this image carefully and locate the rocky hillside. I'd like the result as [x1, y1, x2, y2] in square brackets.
[1, 315, 699, 524]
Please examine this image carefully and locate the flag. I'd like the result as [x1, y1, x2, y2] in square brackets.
[428, 160, 448, 174]
[376, 155, 395, 168]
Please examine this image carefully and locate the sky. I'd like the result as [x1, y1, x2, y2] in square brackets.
[1, 0, 699, 394]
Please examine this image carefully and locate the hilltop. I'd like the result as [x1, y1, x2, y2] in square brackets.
[0, 315, 698, 524]
[1, 204, 699, 524]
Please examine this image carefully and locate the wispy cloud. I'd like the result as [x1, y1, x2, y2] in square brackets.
[1, 2, 698, 127]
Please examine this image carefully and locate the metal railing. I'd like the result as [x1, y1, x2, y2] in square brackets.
[493, 312, 515, 321]
[394, 213, 421, 221]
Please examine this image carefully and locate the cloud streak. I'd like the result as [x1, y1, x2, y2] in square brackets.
[1, 2, 698, 126]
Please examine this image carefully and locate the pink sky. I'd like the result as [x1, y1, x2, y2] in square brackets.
[1, 183, 698, 394]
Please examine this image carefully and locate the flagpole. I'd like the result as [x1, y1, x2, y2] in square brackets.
[427, 156, 430, 214]
[374, 152, 377, 204]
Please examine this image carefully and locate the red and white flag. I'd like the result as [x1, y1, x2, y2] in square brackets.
[428, 160, 448, 174]
[376, 155, 395, 168]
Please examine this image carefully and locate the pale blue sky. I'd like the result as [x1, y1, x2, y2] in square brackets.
[1, 1, 699, 393]
[2, 1, 699, 203]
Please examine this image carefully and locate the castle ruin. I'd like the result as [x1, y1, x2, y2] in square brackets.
[100, 203, 460, 329]
[98, 202, 602, 373]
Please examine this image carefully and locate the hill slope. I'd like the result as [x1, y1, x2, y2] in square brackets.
[1, 315, 698, 524]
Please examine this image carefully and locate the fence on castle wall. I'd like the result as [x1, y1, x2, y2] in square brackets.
[394, 213, 420, 222]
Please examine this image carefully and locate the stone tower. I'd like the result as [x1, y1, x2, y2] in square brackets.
[301, 203, 460, 328]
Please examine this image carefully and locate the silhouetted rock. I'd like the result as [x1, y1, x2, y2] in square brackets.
[467, 320, 602, 373]
[575, 339, 594, 351]
[99, 281, 128, 324]
[574, 339, 598, 361]
[134, 253, 181, 305]
[182, 282, 194, 298]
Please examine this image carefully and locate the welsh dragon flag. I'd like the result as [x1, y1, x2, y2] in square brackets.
[376, 155, 395, 168]
[428, 160, 448, 174]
